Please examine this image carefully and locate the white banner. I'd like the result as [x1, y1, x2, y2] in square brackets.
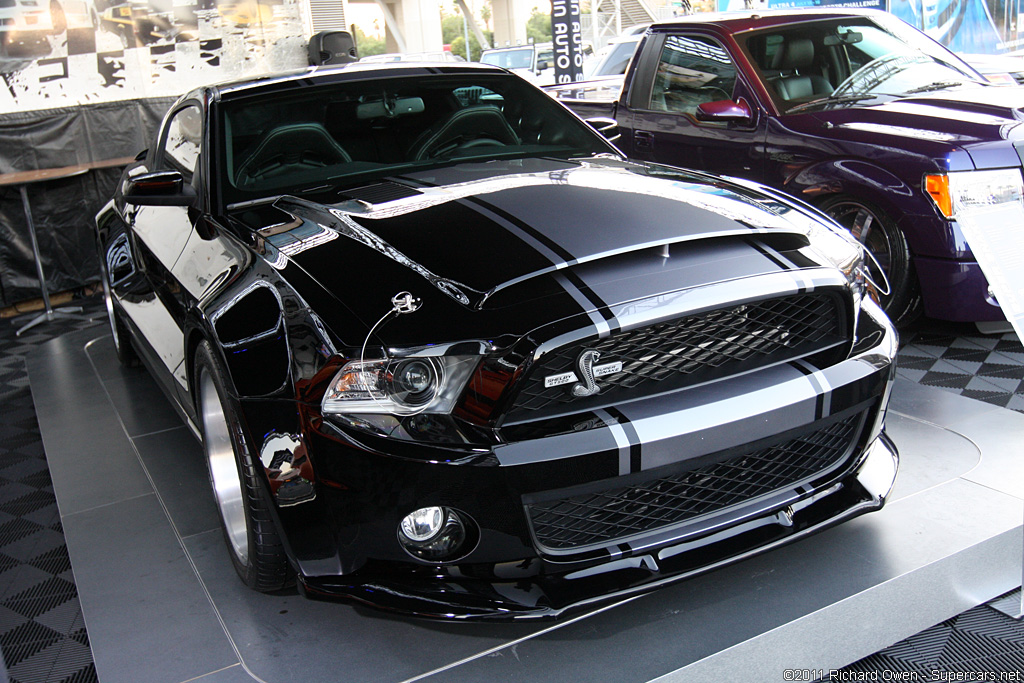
[1, 0, 309, 114]
[957, 203, 1024, 340]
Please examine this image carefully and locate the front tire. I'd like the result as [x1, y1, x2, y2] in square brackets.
[819, 195, 922, 327]
[101, 267, 139, 367]
[194, 341, 290, 592]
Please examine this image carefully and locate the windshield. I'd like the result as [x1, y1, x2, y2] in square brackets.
[740, 16, 985, 114]
[217, 73, 614, 208]
[480, 48, 534, 70]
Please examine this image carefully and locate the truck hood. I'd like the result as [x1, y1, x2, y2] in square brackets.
[803, 86, 1024, 169]
[232, 157, 828, 349]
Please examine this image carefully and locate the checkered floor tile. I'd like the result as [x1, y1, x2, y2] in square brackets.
[0, 298, 104, 683]
[898, 320, 1024, 413]
[836, 589, 1024, 678]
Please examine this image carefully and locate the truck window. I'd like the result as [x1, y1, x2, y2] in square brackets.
[648, 34, 737, 115]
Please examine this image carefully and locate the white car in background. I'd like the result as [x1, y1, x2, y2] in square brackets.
[0, 0, 54, 56]
[960, 52, 1024, 86]
[479, 42, 555, 84]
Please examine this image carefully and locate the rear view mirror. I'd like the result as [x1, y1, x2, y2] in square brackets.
[357, 97, 426, 120]
[695, 99, 752, 123]
[824, 31, 862, 46]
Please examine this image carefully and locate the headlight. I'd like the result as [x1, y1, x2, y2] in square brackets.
[925, 169, 1024, 220]
[322, 355, 478, 416]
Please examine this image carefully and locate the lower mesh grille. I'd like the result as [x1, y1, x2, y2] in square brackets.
[526, 412, 863, 552]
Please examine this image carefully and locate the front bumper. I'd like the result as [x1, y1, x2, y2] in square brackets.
[916, 256, 1004, 322]
[260, 299, 898, 620]
[297, 432, 897, 620]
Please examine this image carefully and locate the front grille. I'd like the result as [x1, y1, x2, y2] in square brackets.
[508, 292, 846, 420]
[526, 412, 862, 552]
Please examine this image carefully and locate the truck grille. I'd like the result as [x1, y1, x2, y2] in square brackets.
[525, 411, 863, 552]
[507, 292, 847, 421]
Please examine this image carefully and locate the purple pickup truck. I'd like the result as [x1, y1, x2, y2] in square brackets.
[550, 9, 1023, 326]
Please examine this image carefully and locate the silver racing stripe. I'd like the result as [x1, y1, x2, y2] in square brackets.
[553, 273, 611, 338]
[595, 409, 632, 476]
[794, 359, 834, 418]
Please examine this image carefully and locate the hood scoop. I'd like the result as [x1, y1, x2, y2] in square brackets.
[339, 181, 422, 205]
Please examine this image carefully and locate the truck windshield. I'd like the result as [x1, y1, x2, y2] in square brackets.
[741, 16, 985, 113]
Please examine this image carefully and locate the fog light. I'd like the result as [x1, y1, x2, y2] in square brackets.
[400, 506, 444, 542]
[397, 506, 472, 562]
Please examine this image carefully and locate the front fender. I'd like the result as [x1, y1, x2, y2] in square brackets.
[783, 158, 946, 257]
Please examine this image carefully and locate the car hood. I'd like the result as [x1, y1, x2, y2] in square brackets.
[232, 157, 825, 350]
[801, 86, 1024, 169]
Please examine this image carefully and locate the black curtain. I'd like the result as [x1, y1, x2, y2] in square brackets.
[0, 97, 174, 306]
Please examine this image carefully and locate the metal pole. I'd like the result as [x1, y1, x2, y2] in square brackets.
[463, 7, 471, 60]
[20, 185, 53, 317]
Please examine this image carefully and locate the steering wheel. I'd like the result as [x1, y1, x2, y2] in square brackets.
[695, 86, 731, 102]
[432, 136, 509, 158]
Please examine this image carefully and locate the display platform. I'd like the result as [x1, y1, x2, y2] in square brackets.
[26, 328, 1024, 683]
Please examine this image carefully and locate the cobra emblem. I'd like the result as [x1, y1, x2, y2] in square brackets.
[571, 350, 602, 397]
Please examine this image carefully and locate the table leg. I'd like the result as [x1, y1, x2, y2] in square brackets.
[14, 184, 83, 336]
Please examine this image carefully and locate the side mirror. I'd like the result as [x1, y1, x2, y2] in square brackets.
[695, 99, 752, 123]
[124, 170, 197, 207]
[536, 60, 548, 72]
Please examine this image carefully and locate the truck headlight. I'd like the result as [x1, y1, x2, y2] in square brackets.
[925, 169, 1024, 219]
[322, 355, 478, 416]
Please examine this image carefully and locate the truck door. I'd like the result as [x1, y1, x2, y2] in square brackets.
[627, 32, 766, 181]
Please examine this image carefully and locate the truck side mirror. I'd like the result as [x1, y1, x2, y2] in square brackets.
[696, 99, 752, 123]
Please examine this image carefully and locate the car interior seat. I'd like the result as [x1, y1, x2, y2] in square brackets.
[407, 105, 520, 160]
[769, 38, 833, 101]
[234, 122, 352, 187]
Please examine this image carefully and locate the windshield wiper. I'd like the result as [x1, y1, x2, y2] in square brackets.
[785, 93, 879, 114]
[903, 80, 965, 94]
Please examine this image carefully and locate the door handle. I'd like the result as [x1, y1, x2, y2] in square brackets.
[634, 130, 654, 150]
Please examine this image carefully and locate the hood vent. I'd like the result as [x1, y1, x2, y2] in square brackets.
[339, 182, 422, 205]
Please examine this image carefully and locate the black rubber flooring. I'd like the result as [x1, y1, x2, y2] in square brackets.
[0, 296, 1022, 682]
[0, 297, 105, 683]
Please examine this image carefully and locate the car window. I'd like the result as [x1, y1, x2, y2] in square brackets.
[648, 34, 737, 115]
[217, 73, 614, 207]
[161, 105, 202, 179]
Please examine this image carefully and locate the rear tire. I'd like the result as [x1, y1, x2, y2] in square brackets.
[194, 341, 291, 592]
[819, 195, 922, 327]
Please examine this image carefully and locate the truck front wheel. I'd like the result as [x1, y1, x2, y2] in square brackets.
[820, 195, 922, 327]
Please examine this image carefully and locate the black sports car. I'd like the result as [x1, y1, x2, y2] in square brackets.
[96, 62, 898, 620]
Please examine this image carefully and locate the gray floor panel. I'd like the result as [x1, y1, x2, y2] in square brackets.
[26, 328, 1024, 683]
[61, 494, 238, 683]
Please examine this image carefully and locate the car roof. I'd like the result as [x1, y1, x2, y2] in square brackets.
[206, 62, 511, 101]
[650, 8, 883, 34]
